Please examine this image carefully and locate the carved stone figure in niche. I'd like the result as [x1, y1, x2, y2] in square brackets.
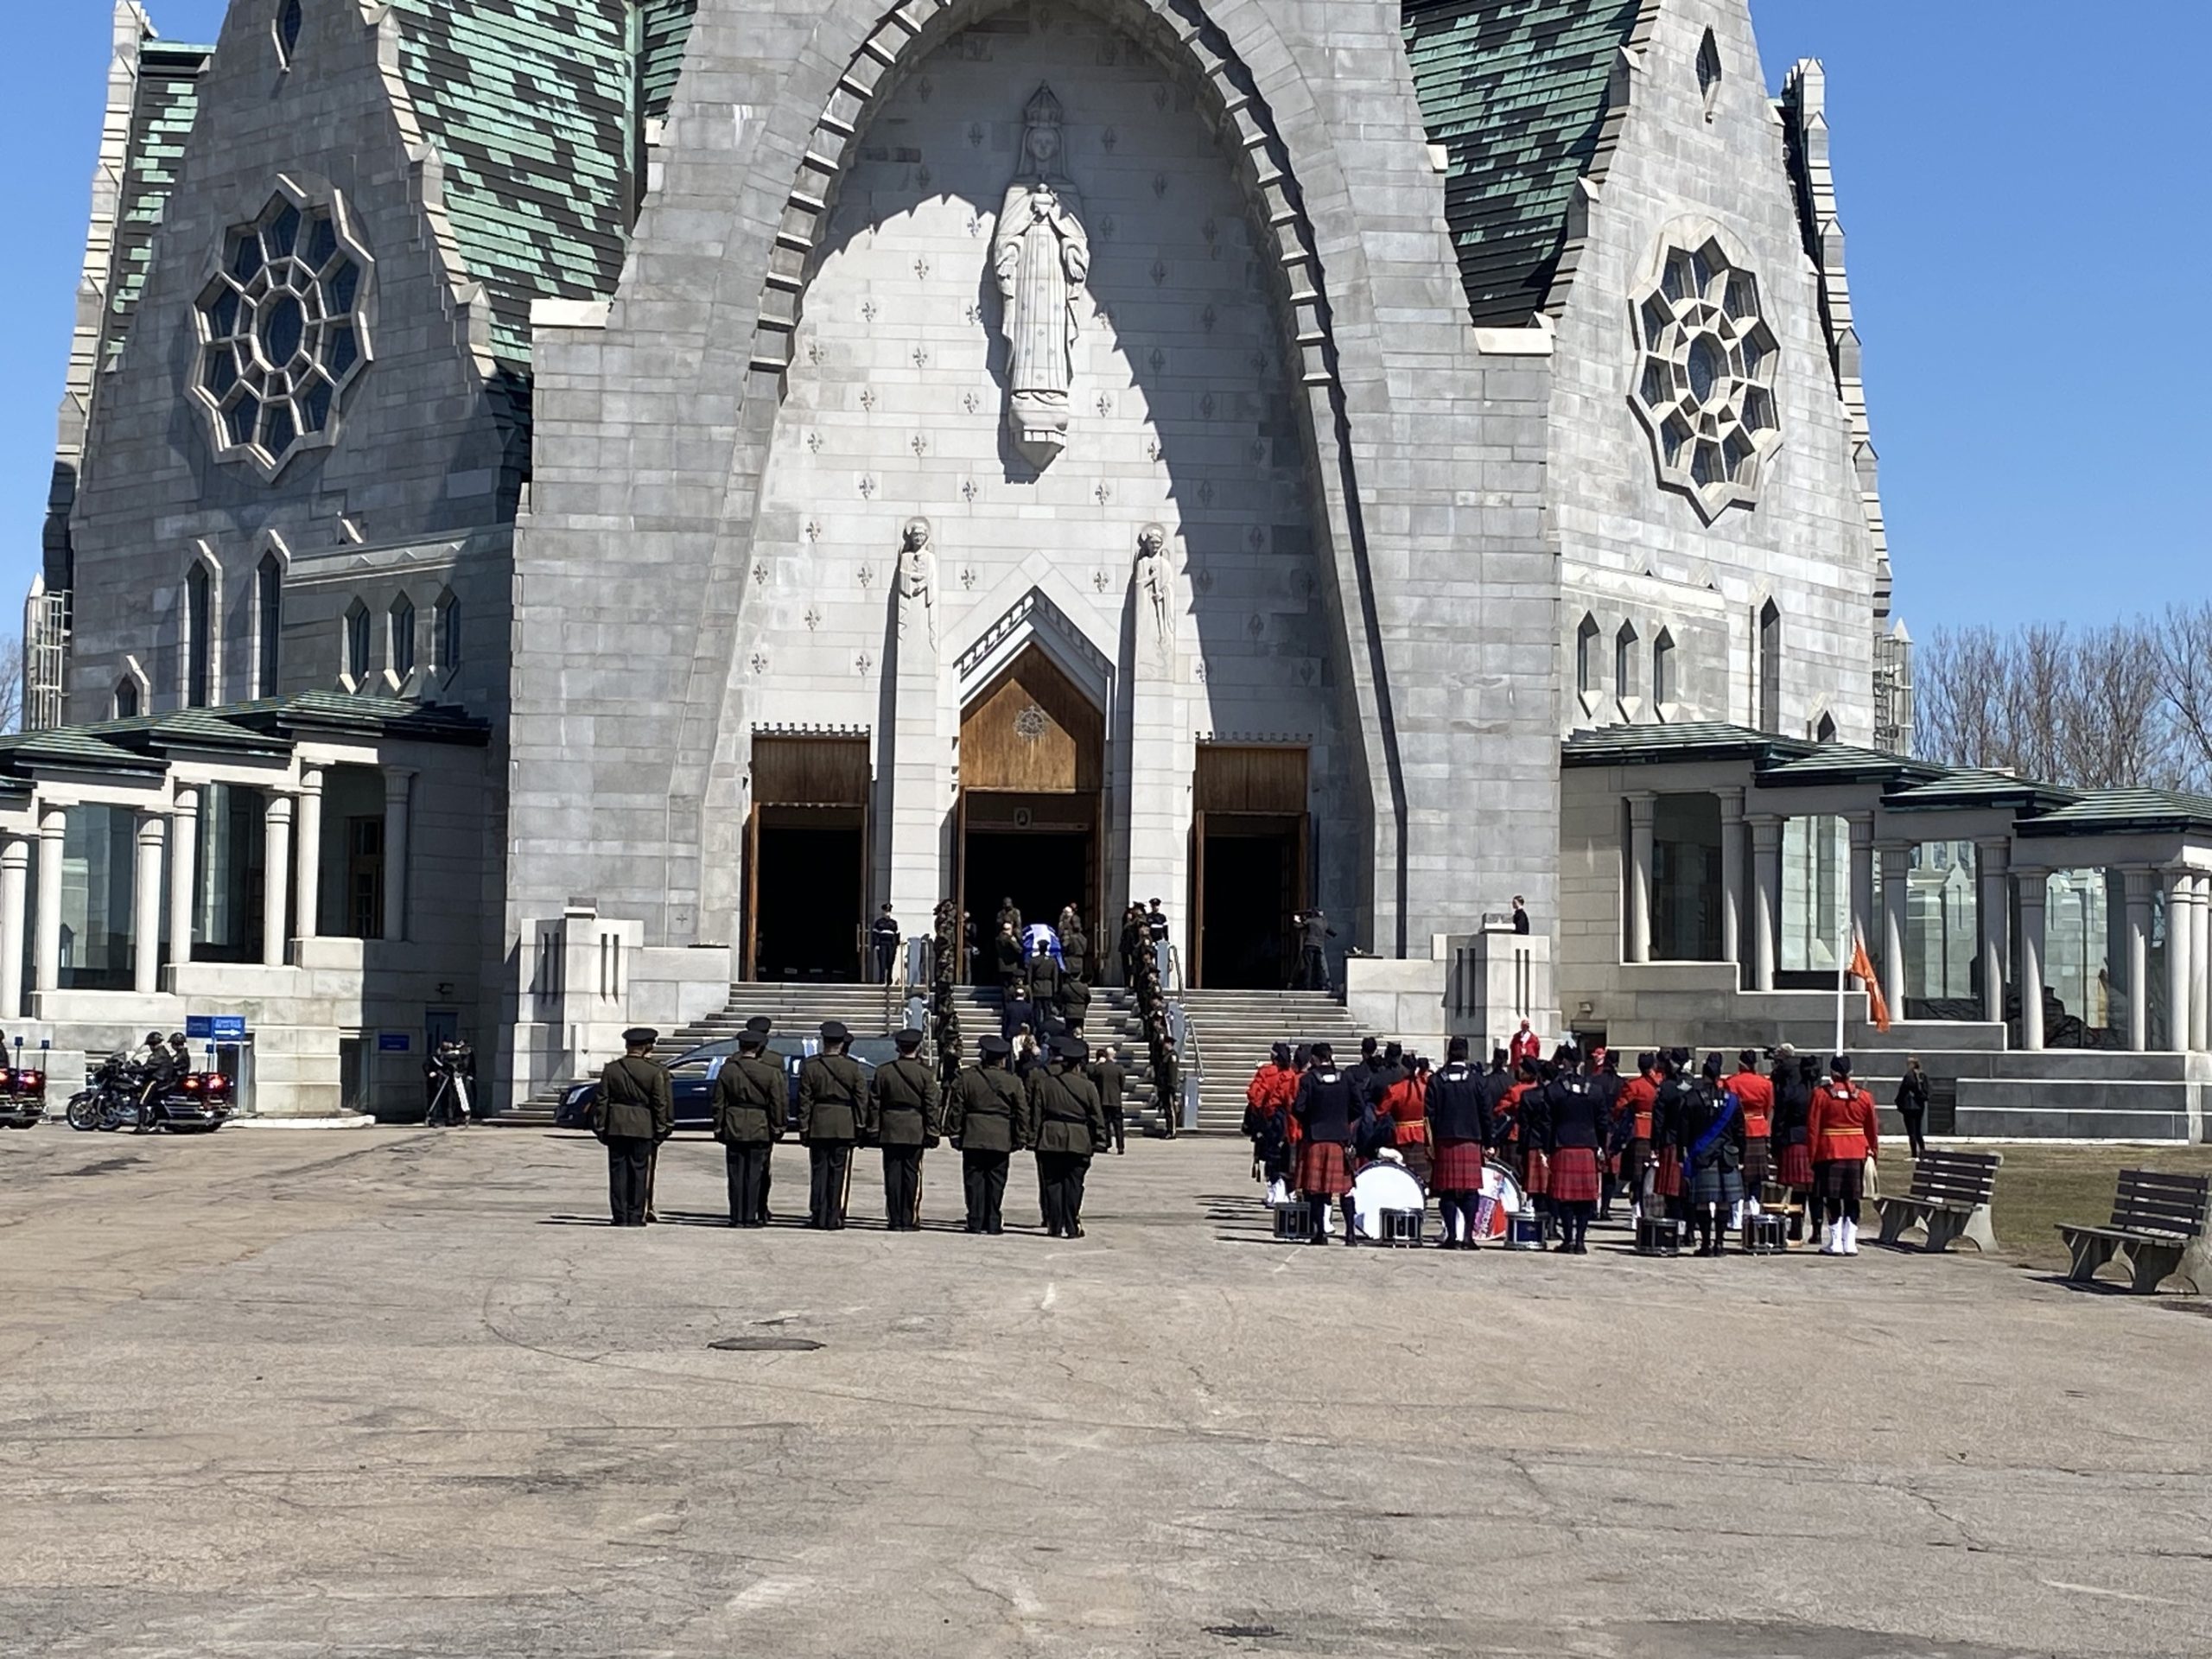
[1135, 523, 1174, 653]
[991, 86, 1090, 466]
[898, 517, 938, 650]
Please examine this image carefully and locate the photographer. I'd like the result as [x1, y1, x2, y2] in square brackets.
[424, 1039, 476, 1127]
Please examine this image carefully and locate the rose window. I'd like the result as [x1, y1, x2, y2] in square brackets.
[1629, 238, 1781, 520]
[193, 188, 372, 477]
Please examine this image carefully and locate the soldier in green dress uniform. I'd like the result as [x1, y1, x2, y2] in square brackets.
[945, 1033, 1027, 1234]
[712, 1017, 785, 1226]
[868, 1027, 942, 1230]
[798, 1020, 866, 1230]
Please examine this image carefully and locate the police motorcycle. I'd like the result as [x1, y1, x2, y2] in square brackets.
[67, 1035, 235, 1134]
[0, 1043, 48, 1128]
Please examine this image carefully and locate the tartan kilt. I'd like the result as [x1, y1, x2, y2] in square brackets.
[1654, 1144, 1683, 1198]
[1296, 1141, 1352, 1198]
[1777, 1142, 1814, 1188]
[1690, 1163, 1745, 1209]
[1520, 1147, 1551, 1197]
[1743, 1135, 1772, 1192]
[1431, 1138, 1488, 1191]
[1549, 1146, 1602, 1205]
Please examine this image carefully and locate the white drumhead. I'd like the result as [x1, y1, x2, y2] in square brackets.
[1351, 1160, 1427, 1237]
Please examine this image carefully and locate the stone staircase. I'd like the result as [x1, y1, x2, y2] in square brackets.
[1182, 989, 1369, 1134]
[947, 984, 1175, 1135]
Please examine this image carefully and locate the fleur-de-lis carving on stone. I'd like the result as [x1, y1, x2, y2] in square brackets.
[1102, 126, 1118, 153]
[1250, 350, 1269, 376]
[912, 346, 929, 370]
[1247, 613, 1265, 637]
[1199, 391, 1217, 420]
[857, 563, 874, 589]
[805, 518, 823, 542]
[911, 433, 929, 458]
[1298, 660, 1316, 685]
[1192, 659, 1208, 684]
[806, 430, 823, 454]
[804, 605, 822, 632]
[1101, 216, 1116, 241]
[1152, 171, 1168, 199]
[916, 166, 931, 190]
[959, 566, 976, 589]
[752, 560, 769, 584]
[861, 298, 878, 324]
[1201, 305, 1218, 334]
[807, 338, 823, 366]
[856, 651, 874, 677]
[913, 256, 931, 281]
[1150, 258, 1168, 288]
[1154, 84, 1170, 112]
[967, 121, 985, 148]
[917, 76, 933, 103]
[1202, 219, 1218, 245]
[967, 213, 985, 239]
[751, 652, 770, 675]
[1192, 565, 1216, 594]
[1147, 437, 1163, 463]
[1198, 479, 1217, 506]
[1094, 481, 1112, 505]
[1248, 525, 1268, 552]
[961, 478, 979, 503]
[963, 300, 982, 326]
[1147, 346, 1166, 375]
[857, 474, 877, 499]
[963, 390, 980, 414]
[1250, 437, 1270, 465]
[1096, 393, 1113, 417]
[1093, 569, 1111, 594]
[859, 387, 876, 413]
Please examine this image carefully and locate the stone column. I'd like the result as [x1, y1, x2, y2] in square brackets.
[887, 550, 946, 952]
[383, 767, 414, 944]
[34, 806, 66, 995]
[132, 811, 165, 996]
[1749, 814, 1782, 993]
[263, 794, 294, 968]
[168, 785, 199, 981]
[1128, 531, 1192, 978]
[2185, 871, 2202, 1052]
[1718, 788, 1745, 982]
[0, 836, 29, 1020]
[1976, 838, 2011, 1026]
[295, 766, 324, 944]
[2016, 868, 2048, 1052]
[2123, 868, 2156, 1053]
[2165, 868, 2196, 1052]
[1847, 812, 1875, 955]
[1878, 842, 1911, 1014]
[1625, 791, 1656, 964]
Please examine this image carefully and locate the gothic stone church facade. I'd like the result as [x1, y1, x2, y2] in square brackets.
[29, 0, 2201, 1128]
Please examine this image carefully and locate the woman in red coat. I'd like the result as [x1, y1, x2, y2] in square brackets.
[1808, 1055, 1880, 1255]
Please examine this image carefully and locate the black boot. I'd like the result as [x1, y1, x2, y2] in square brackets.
[1340, 1198, 1359, 1246]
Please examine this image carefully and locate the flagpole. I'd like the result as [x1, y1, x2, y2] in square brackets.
[1834, 831, 1848, 1059]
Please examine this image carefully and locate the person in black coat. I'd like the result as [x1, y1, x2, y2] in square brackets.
[1541, 1053, 1606, 1254]
[1895, 1056, 1931, 1158]
[1001, 982, 1037, 1045]
[1678, 1053, 1748, 1256]
[1773, 1052, 1817, 1241]
[1291, 1041, 1363, 1247]
[1426, 1037, 1492, 1249]
[1588, 1049, 1626, 1221]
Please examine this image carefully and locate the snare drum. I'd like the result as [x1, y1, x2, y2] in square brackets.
[1472, 1159, 1526, 1243]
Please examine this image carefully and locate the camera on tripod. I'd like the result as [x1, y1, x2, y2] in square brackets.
[424, 1039, 475, 1127]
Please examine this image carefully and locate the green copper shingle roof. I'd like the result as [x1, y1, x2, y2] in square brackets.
[640, 0, 699, 124]
[106, 41, 213, 371]
[1561, 721, 1812, 766]
[2016, 789, 2212, 837]
[0, 695, 488, 782]
[387, 0, 635, 378]
[1402, 0, 1643, 327]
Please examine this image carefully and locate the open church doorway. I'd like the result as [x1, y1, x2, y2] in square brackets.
[1190, 745, 1310, 989]
[957, 646, 1103, 970]
[744, 734, 871, 982]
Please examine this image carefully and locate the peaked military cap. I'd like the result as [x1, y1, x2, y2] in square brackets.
[818, 1020, 850, 1045]
[621, 1027, 658, 1047]
[894, 1027, 925, 1051]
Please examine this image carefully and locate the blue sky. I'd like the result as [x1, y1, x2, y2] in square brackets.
[2, 1, 2206, 634]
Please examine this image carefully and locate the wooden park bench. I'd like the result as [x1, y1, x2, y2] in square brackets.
[2056, 1170, 2212, 1294]
[1872, 1147, 2003, 1253]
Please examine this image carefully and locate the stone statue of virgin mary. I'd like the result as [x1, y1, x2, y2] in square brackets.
[991, 86, 1090, 467]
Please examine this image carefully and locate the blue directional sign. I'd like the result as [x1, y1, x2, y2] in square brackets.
[378, 1032, 412, 1053]
[187, 1014, 249, 1041]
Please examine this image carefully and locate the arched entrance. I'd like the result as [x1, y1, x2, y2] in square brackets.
[958, 646, 1103, 953]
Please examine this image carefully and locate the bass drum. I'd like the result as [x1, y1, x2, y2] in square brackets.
[1476, 1159, 1527, 1242]
[1350, 1157, 1427, 1240]
[66, 1092, 103, 1133]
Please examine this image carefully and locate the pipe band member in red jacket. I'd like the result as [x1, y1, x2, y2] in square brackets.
[1808, 1054, 1880, 1255]
[1243, 1042, 1301, 1205]
[1724, 1047, 1776, 1220]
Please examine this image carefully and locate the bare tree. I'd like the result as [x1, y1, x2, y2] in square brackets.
[1916, 613, 2202, 793]
[0, 634, 21, 735]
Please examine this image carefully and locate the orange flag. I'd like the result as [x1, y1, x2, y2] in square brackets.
[1849, 930, 1891, 1032]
